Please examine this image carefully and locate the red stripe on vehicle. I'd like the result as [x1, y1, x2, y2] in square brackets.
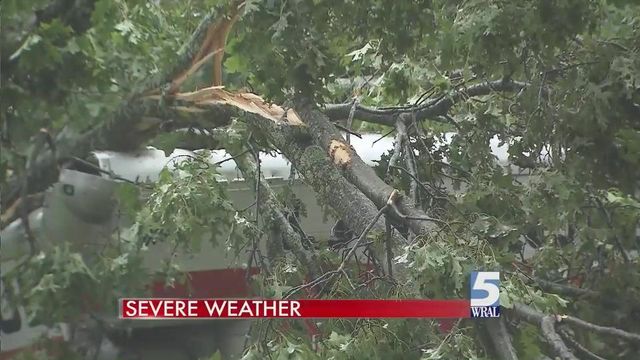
[150, 267, 260, 298]
[0, 336, 65, 360]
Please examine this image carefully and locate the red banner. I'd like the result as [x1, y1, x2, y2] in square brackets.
[120, 299, 470, 319]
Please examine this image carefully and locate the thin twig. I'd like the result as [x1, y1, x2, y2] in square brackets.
[386, 119, 406, 180]
[337, 193, 391, 273]
[533, 278, 599, 299]
[384, 219, 393, 279]
[403, 139, 420, 206]
[333, 123, 363, 139]
[213, 148, 251, 166]
[372, 128, 396, 145]
[388, 164, 433, 197]
[345, 97, 358, 143]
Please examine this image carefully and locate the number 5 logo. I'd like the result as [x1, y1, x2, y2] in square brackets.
[470, 272, 500, 307]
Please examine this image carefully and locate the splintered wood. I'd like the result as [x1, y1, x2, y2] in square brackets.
[171, 87, 305, 126]
[329, 139, 353, 168]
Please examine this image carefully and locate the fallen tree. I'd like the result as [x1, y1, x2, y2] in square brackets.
[2, 1, 640, 359]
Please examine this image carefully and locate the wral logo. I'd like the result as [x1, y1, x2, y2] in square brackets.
[470, 271, 501, 318]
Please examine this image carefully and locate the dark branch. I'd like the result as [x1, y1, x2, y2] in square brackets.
[483, 318, 520, 360]
[1, 5, 237, 210]
[560, 315, 640, 344]
[323, 80, 528, 126]
[511, 304, 577, 360]
[296, 106, 435, 236]
[534, 278, 599, 299]
[558, 329, 607, 360]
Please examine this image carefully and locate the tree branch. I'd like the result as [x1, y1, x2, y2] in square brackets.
[296, 106, 435, 237]
[560, 315, 640, 344]
[483, 318, 520, 360]
[558, 329, 607, 360]
[386, 119, 406, 179]
[533, 278, 599, 299]
[323, 80, 528, 126]
[1, 4, 240, 210]
[511, 304, 577, 360]
[238, 111, 401, 251]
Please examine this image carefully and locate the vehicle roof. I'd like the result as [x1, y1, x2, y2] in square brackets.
[92, 133, 516, 183]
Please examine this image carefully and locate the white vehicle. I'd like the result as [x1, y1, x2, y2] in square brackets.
[1, 134, 515, 360]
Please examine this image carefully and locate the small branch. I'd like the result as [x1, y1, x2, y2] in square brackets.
[541, 315, 577, 360]
[593, 196, 630, 263]
[372, 128, 395, 145]
[386, 119, 407, 179]
[337, 190, 396, 273]
[384, 219, 393, 279]
[333, 123, 363, 139]
[388, 164, 432, 197]
[403, 139, 420, 206]
[512, 304, 577, 360]
[212, 148, 252, 166]
[388, 203, 450, 225]
[560, 315, 640, 343]
[533, 278, 599, 299]
[558, 329, 607, 360]
[1, 192, 44, 229]
[65, 156, 140, 185]
[324, 79, 528, 126]
[345, 98, 358, 143]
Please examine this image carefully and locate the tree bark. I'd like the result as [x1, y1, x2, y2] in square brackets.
[297, 107, 435, 237]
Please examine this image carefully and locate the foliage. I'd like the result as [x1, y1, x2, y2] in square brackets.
[2, 0, 640, 359]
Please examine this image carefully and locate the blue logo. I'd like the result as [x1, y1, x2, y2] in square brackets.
[470, 271, 500, 318]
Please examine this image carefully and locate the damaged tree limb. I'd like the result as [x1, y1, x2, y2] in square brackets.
[1, 3, 242, 211]
[482, 318, 520, 360]
[511, 304, 577, 360]
[239, 111, 396, 248]
[296, 106, 435, 237]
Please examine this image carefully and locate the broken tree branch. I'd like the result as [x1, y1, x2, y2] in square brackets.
[238, 111, 400, 251]
[296, 106, 435, 237]
[1, 192, 44, 229]
[511, 304, 577, 360]
[483, 318, 519, 360]
[1, 3, 243, 210]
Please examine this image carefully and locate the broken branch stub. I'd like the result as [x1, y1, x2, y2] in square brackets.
[166, 87, 306, 126]
[328, 139, 354, 168]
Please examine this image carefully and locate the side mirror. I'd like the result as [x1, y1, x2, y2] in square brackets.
[57, 169, 118, 224]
